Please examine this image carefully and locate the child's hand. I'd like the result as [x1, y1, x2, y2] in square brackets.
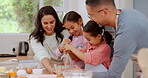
[69, 53, 77, 60]
[60, 39, 71, 52]
[64, 50, 72, 54]
[63, 43, 73, 52]
[63, 39, 71, 44]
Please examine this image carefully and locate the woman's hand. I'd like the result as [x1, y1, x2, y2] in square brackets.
[41, 58, 54, 74]
[46, 66, 54, 74]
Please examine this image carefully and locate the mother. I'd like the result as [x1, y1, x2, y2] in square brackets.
[29, 6, 67, 73]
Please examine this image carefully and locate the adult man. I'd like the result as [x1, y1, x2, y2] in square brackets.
[85, 0, 148, 78]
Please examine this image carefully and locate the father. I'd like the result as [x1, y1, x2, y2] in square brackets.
[85, 0, 148, 78]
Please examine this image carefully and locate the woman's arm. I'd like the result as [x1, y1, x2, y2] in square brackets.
[41, 58, 53, 74]
[30, 38, 53, 73]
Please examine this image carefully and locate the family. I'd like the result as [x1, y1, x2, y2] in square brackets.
[29, 0, 148, 78]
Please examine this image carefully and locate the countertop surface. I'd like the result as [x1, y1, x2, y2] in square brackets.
[0, 54, 51, 75]
[0, 55, 34, 60]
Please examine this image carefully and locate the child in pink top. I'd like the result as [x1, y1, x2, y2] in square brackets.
[58, 11, 87, 68]
[64, 21, 112, 72]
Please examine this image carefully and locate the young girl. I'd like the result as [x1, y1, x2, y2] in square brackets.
[58, 11, 87, 69]
[64, 21, 112, 72]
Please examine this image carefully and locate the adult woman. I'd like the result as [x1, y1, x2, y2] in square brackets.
[29, 6, 68, 73]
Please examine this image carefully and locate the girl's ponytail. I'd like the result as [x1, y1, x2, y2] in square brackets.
[104, 31, 113, 45]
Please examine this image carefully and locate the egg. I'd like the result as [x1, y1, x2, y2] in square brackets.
[26, 68, 32, 74]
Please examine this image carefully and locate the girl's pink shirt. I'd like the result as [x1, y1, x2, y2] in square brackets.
[80, 42, 111, 69]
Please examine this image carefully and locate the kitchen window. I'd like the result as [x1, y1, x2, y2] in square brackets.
[0, 0, 67, 33]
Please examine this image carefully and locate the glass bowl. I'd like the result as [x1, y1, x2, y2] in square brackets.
[62, 69, 93, 78]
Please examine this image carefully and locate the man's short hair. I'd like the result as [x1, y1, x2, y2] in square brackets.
[85, 0, 115, 8]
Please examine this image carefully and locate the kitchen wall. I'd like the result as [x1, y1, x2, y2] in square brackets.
[134, 0, 148, 18]
[118, 0, 133, 9]
[66, 0, 89, 25]
[0, 33, 33, 55]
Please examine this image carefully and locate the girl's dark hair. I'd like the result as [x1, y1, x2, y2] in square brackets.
[63, 11, 83, 41]
[63, 11, 83, 26]
[83, 21, 112, 44]
[29, 6, 64, 45]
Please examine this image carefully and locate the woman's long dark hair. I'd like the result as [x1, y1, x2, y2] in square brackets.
[29, 6, 64, 45]
[83, 21, 112, 45]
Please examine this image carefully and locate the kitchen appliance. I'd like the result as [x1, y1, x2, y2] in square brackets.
[18, 41, 29, 56]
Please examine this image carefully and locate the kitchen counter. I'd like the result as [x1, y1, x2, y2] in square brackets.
[0, 55, 34, 60]
[0, 54, 52, 76]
